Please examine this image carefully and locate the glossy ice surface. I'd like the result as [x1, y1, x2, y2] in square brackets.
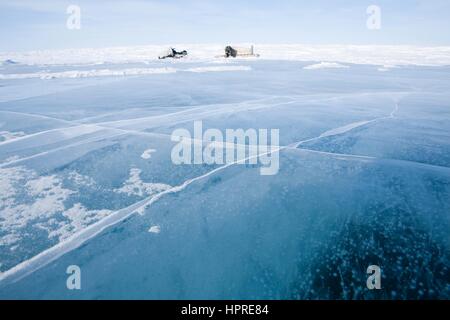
[0, 58, 449, 299]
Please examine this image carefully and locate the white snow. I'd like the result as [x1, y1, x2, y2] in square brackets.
[0, 167, 74, 246]
[0, 66, 251, 80]
[377, 65, 398, 72]
[0, 67, 177, 80]
[0, 167, 28, 205]
[49, 203, 112, 241]
[0, 166, 111, 246]
[304, 62, 349, 70]
[1, 44, 450, 66]
[141, 148, 156, 160]
[148, 226, 161, 234]
[0, 234, 21, 247]
[114, 168, 172, 197]
[68, 171, 96, 187]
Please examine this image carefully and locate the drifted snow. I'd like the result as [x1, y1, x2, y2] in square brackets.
[0, 67, 176, 80]
[48, 204, 112, 241]
[304, 62, 349, 70]
[114, 168, 172, 197]
[0, 167, 115, 245]
[0, 66, 252, 80]
[1, 44, 450, 66]
[148, 226, 161, 234]
[141, 148, 156, 160]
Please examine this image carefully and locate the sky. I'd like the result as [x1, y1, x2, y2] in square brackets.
[0, 0, 450, 51]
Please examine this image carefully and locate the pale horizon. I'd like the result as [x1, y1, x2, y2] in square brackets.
[1, 0, 450, 51]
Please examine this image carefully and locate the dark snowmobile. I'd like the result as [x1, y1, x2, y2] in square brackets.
[225, 46, 238, 58]
[158, 48, 188, 59]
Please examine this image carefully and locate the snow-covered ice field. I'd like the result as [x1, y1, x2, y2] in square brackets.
[0, 45, 449, 299]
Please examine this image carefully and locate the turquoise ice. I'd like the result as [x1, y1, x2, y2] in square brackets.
[0, 59, 449, 299]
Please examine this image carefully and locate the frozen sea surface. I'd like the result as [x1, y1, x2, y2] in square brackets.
[0, 58, 449, 299]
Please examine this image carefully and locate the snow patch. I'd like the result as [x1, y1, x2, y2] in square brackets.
[377, 65, 397, 72]
[0, 66, 251, 80]
[141, 148, 156, 160]
[0, 168, 74, 246]
[0, 167, 110, 249]
[115, 168, 172, 197]
[49, 203, 112, 241]
[68, 171, 96, 187]
[148, 226, 161, 234]
[0, 67, 177, 80]
[0, 167, 30, 205]
[0, 234, 21, 247]
[304, 62, 349, 70]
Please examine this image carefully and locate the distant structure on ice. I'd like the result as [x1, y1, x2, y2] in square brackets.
[224, 45, 260, 58]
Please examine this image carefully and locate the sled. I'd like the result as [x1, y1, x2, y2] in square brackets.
[217, 45, 260, 58]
